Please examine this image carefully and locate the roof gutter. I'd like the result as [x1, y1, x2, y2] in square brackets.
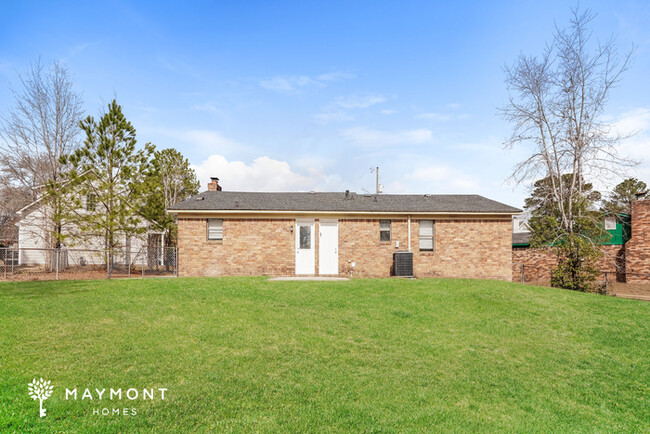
[167, 209, 521, 216]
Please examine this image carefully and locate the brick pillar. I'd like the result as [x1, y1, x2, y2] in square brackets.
[625, 200, 650, 282]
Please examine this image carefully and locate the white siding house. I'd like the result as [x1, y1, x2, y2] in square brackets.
[16, 194, 164, 267]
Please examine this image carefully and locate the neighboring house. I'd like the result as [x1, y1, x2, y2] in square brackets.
[168, 178, 521, 279]
[16, 192, 164, 267]
[512, 212, 633, 282]
[512, 212, 631, 248]
[512, 209, 532, 234]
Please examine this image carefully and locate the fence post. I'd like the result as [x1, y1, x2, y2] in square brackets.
[127, 246, 131, 279]
[55, 248, 59, 281]
[176, 246, 179, 277]
[106, 249, 111, 280]
[605, 272, 609, 295]
[12, 248, 15, 277]
[3, 247, 6, 279]
[142, 246, 145, 278]
[520, 264, 525, 283]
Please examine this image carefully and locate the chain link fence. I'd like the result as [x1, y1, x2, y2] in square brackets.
[0, 246, 177, 281]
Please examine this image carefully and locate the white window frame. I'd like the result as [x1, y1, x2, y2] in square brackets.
[207, 218, 223, 240]
[419, 220, 434, 251]
[379, 219, 391, 242]
[604, 216, 616, 231]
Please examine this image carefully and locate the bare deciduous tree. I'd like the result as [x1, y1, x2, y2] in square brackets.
[0, 60, 84, 248]
[502, 7, 636, 290]
[503, 8, 636, 234]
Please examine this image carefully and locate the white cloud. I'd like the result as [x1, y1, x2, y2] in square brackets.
[259, 76, 319, 92]
[380, 109, 396, 115]
[190, 102, 223, 114]
[341, 126, 434, 147]
[192, 154, 344, 192]
[68, 42, 93, 58]
[313, 93, 387, 123]
[335, 94, 387, 109]
[144, 127, 255, 157]
[417, 112, 452, 121]
[315, 71, 355, 82]
[313, 111, 354, 122]
[406, 167, 479, 191]
[611, 107, 650, 163]
[451, 142, 502, 153]
[612, 107, 650, 135]
[259, 71, 354, 92]
[385, 165, 480, 194]
[416, 111, 470, 122]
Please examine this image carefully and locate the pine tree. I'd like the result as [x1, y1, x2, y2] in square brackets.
[602, 178, 647, 215]
[140, 148, 199, 247]
[62, 100, 153, 273]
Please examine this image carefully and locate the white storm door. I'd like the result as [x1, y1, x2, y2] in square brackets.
[295, 219, 315, 275]
[319, 219, 338, 275]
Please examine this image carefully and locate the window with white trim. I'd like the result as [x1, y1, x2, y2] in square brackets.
[207, 218, 223, 240]
[604, 216, 616, 231]
[85, 194, 97, 211]
[419, 220, 434, 251]
[380, 220, 391, 241]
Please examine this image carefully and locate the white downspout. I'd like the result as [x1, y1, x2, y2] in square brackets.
[407, 215, 411, 252]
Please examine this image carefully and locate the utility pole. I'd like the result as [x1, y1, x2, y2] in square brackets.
[370, 166, 382, 194]
[375, 166, 379, 194]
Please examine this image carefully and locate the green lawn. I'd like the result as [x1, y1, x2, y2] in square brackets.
[1, 277, 648, 432]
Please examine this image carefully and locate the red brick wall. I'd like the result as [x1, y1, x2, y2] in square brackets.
[512, 244, 625, 283]
[337, 218, 401, 278]
[177, 218, 295, 276]
[177, 216, 513, 280]
[626, 200, 650, 282]
[410, 219, 512, 280]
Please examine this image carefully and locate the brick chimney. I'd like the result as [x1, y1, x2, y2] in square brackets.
[208, 177, 222, 191]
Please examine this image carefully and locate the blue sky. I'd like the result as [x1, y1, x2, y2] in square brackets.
[1, 0, 649, 207]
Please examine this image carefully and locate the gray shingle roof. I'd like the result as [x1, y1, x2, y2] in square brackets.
[512, 232, 531, 245]
[169, 191, 521, 214]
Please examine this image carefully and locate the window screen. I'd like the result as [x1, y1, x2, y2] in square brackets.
[380, 220, 391, 242]
[299, 226, 311, 249]
[419, 220, 434, 251]
[85, 194, 97, 212]
[207, 219, 223, 240]
[604, 216, 616, 231]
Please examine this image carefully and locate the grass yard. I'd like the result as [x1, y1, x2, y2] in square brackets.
[1, 277, 649, 432]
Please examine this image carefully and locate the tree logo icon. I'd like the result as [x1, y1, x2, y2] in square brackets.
[28, 378, 53, 418]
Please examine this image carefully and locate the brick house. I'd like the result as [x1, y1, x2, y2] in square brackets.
[169, 178, 521, 279]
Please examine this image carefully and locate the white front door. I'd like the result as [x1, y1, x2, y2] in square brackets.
[295, 219, 315, 275]
[319, 219, 338, 275]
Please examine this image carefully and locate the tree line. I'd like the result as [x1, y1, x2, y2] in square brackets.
[0, 61, 199, 252]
